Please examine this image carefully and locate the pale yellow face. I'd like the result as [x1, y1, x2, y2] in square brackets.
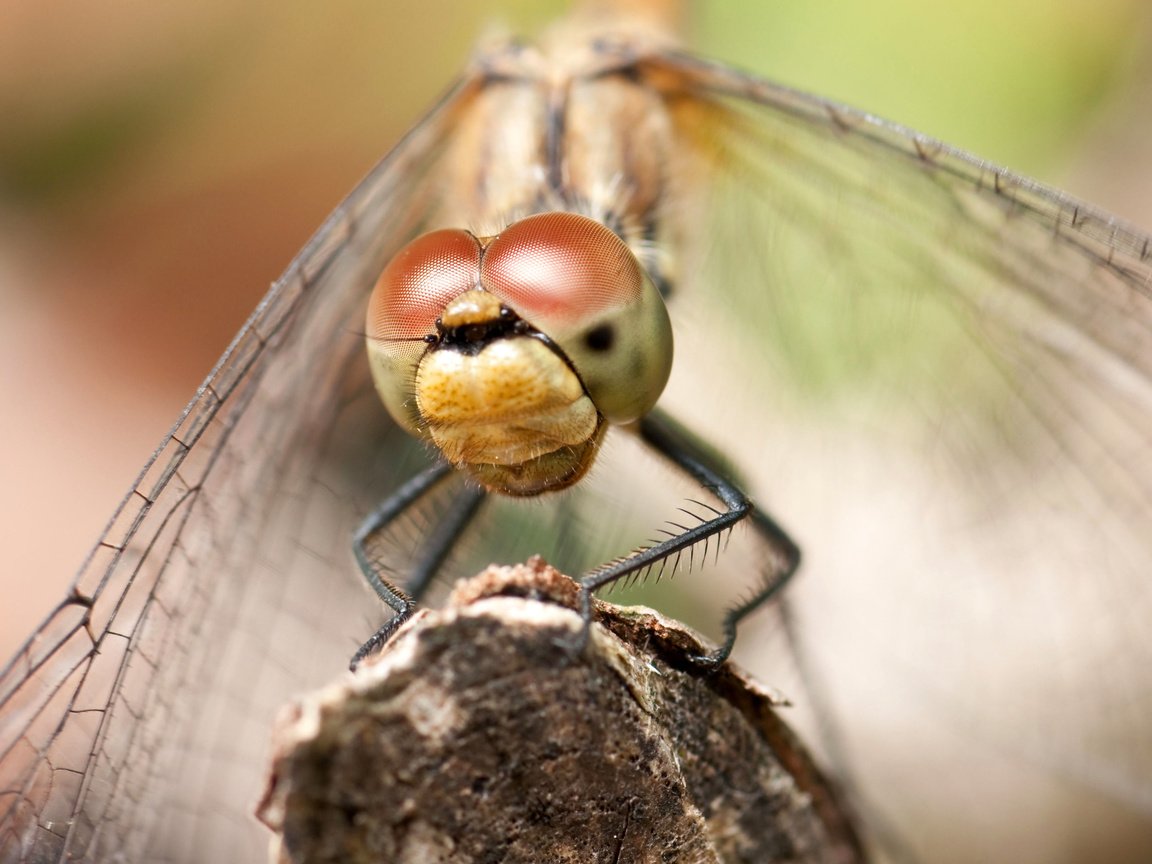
[414, 288, 603, 495]
[365, 212, 672, 497]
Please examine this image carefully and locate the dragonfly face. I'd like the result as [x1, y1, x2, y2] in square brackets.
[364, 212, 673, 495]
[2, 8, 1151, 864]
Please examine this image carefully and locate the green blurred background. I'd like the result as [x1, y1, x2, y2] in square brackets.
[1, 0, 1149, 658]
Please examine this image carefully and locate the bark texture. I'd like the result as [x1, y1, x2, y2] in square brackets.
[258, 559, 864, 863]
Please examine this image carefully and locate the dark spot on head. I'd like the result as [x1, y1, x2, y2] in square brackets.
[585, 324, 615, 352]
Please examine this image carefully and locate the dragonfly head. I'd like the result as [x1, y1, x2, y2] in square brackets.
[366, 211, 672, 496]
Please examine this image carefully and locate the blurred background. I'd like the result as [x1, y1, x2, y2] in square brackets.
[1, 0, 1150, 660]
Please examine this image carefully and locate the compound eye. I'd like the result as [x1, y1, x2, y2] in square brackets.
[366, 228, 483, 437]
[481, 212, 644, 327]
[480, 212, 673, 425]
[366, 229, 482, 341]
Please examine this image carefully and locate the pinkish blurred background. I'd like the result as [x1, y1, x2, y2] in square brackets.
[1, 0, 1149, 659]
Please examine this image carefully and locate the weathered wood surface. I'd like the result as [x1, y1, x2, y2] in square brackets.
[258, 559, 864, 863]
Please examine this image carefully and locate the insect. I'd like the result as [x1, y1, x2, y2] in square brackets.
[2, 4, 1151, 864]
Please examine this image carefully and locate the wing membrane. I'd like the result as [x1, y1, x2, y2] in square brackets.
[2, 26, 1151, 864]
[0, 73, 483, 863]
[645, 48, 1152, 862]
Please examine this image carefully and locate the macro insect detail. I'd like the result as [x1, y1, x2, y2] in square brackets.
[1, 6, 1151, 864]
[351, 208, 795, 669]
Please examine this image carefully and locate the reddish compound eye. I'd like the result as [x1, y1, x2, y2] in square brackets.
[366, 229, 482, 341]
[366, 228, 483, 437]
[481, 212, 672, 426]
[480, 212, 644, 330]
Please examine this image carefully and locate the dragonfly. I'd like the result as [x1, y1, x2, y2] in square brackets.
[2, 3, 1151, 863]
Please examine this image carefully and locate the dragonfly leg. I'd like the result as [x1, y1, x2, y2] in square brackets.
[350, 461, 487, 669]
[575, 408, 800, 671]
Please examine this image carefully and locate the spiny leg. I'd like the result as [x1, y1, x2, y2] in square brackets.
[350, 461, 487, 669]
[576, 408, 800, 670]
[405, 482, 488, 601]
[714, 505, 800, 663]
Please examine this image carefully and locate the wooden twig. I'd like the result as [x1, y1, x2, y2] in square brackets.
[258, 558, 865, 863]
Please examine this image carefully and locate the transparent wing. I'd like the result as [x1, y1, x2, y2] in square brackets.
[643, 49, 1152, 863]
[0, 71, 486, 863]
[4, 29, 1152, 864]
